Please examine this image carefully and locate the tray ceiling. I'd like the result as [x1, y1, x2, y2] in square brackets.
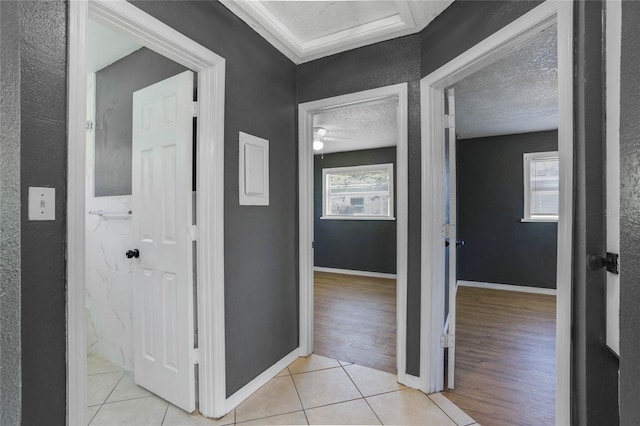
[220, 0, 454, 63]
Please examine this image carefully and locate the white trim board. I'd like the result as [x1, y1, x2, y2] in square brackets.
[402, 374, 422, 390]
[219, 1, 437, 64]
[419, 2, 573, 425]
[299, 83, 410, 386]
[314, 267, 397, 280]
[457, 280, 557, 296]
[67, 0, 227, 422]
[225, 348, 301, 412]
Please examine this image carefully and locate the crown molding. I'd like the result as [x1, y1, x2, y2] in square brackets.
[221, 0, 427, 64]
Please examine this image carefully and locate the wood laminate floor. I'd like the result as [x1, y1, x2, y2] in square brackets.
[313, 272, 397, 374]
[444, 286, 556, 426]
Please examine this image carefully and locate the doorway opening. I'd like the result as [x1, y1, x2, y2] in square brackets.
[312, 98, 399, 374]
[442, 24, 559, 424]
[298, 83, 410, 384]
[67, 1, 227, 423]
[85, 15, 198, 422]
[420, 2, 573, 425]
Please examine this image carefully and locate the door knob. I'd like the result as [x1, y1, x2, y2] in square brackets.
[587, 252, 618, 274]
[126, 249, 140, 259]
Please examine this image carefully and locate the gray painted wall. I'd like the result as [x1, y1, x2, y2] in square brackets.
[18, 0, 68, 424]
[298, 33, 422, 375]
[457, 131, 558, 289]
[298, 0, 545, 379]
[0, 1, 22, 424]
[314, 148, 397, 274]
[10, 0, 622, 423]
[94, 47, 188, 197]
[131, 1, 299, 397]
[619, 0, 640, 423]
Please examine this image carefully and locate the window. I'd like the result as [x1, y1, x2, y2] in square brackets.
[523, 151, 559, 222]
[322, 163, 394, 220]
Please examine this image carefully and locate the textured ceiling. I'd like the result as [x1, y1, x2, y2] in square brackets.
[88, 19, 142, 72]
[262, 2, 398, 43]
[313, 99, 398, 154]
[221, 0, 453, 63]
[453, 27, 558, 140]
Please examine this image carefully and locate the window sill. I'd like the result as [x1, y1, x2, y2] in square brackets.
[321, 216, 396, 221]
[521, 217, 559, 223]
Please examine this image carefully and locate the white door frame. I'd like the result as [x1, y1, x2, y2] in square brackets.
[67, 1, 227, 423]
[419, 2, 573, 426]
[298, 83, 410, 385]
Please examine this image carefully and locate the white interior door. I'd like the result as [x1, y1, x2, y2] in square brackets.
[605, 0, 621, 356]
[132, 70, 196, 412]
[446, 88, 458, 389]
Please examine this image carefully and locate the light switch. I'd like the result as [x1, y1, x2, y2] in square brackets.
[28, 187, 55, 221]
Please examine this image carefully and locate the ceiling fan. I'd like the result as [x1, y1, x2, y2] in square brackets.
[313, 127, 351, 151]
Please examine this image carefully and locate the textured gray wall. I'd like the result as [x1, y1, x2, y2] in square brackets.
[94, 47, 188, 196]
[572, 1, 619, 423]
[297, 33, 423, 375]
[19, 0, 68, 424]
[131, 1, 299, 397]
[314, 148, 397, 274]
[298, 0, 543, 378]
[0, 1, 22, 424]
[619, 0, 640, 423]
[457, 131, 558, 289]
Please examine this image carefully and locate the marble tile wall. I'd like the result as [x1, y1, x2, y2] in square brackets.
[86, 72, 136, 370]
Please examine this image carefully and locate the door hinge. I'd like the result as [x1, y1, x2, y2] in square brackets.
[192, 101, 200, 118]
[442, 224, 455, 239]
[312, 241, 315, 249]
[443, 114, 455, 129]
[190, 225, 199, 241]
[190, 347, 199, 364]
[441, 333, 455, 348]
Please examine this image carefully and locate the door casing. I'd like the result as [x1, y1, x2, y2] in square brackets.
[298, 83, 412, 386]
[419, 2, 573, 425]
[67, 1, 227, 422]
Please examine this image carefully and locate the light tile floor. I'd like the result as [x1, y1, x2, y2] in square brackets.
[87, 353, 477, 425]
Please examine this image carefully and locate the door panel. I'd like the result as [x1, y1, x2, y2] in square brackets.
[446, 88, 458, 389]
[132, 70, 196, 412]
[605, 0, 621, 356]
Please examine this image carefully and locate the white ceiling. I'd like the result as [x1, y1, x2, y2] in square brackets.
[313, 99, 398, 154]
[220, 0, 454, 63]
[453, 27, 558, 140]
[87, 19, 142, 72]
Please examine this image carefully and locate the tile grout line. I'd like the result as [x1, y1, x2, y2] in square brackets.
[159, 403, 169, 426]
[289, 364, 343, 376]
[101, 394, 157, 405]
[340, 363, 385, 425]
[88, 404, 101, 425]
[100, 369, 125, 406]
[427, 394, 464, 426]
[288, 372, 311, 425]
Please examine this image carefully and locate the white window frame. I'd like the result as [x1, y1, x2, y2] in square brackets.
[522, 150, 559, 222]
[321, 163, 395, 221]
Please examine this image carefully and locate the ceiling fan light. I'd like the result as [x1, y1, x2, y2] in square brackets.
[314, 127, 327, 138]
[313, 139, 324, 151]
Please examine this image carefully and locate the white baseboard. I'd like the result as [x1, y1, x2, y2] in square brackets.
[314, 267, 396, 280]
[457, 280, 557, 296]
[402, 373, 422, 389]
[224, 347, 301, 413]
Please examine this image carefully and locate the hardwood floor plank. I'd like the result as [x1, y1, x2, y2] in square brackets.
[444, 286, 556, 426]
[313, 271, 396, 374]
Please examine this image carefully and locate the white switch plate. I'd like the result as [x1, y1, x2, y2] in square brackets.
[28, 187, 55, 221]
